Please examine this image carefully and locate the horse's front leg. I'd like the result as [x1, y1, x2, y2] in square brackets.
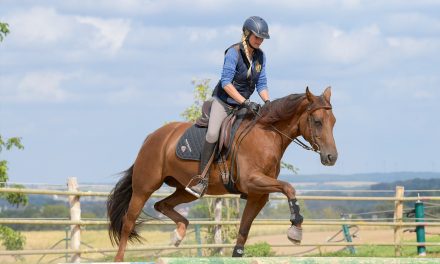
[233, 194, 268, 257]
[245, 173, 303, 244]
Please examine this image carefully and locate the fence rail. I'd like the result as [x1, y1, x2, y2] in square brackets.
[1, 180, 440, 261]
[0, 218, 439, 227]
[2, 187, 440, 201]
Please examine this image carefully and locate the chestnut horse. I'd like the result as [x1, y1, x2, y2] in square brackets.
[107, 87, 337, 261]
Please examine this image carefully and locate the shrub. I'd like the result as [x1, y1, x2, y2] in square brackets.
[245, 242, 275, 257]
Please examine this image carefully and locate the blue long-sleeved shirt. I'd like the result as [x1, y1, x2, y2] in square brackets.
[220, 47, 268, 93]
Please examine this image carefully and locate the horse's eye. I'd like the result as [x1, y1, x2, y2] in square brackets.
[314, 120, 322, 127]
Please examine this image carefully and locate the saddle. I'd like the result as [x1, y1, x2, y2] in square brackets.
[196, 100, 248, 155]
[176, 100, 250, 195]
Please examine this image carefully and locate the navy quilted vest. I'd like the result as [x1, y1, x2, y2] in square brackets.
[213, 43, 264, 106]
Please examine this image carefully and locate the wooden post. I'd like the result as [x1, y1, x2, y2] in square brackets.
[226, 198, 231, 221]
[214, 197, 223, 255]
[68, 177, 81, 263]
[393, 185, 404, 257]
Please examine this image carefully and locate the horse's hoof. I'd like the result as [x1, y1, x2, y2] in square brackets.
[287, 225, 302, 244]
[170, 229, 183, 247]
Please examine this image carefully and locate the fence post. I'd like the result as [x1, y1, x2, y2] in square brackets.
[415, 198, 426, 256]
[194, 224, 202, 257]
[214, 197, 223, 255]
[341, 214, 355, 254]
[68, 177, 81, 263]
[393, 185, 404, 257]
[65, 227, 69, 262]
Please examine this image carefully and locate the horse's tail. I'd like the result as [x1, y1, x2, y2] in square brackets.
[107, 165, 142, 245]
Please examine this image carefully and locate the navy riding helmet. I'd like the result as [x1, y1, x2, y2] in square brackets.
[242, 16, 270, 39]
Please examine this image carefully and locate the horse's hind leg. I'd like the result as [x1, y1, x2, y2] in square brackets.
[115, 189, 153, 262]
[154, 187, 197, 246]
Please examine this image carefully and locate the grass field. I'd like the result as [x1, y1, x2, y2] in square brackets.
[312, 235, 440, 258]
[1, 225, 439, 263]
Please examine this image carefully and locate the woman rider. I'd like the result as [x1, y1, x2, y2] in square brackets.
[186, 16, 271, 198]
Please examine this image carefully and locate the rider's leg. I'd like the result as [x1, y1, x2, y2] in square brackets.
[186, 97, 229, 198]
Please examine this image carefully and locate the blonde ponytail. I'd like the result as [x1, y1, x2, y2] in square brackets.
[241, 33, 253, 78]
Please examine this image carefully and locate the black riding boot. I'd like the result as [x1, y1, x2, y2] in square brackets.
[185, 140, 216, 198]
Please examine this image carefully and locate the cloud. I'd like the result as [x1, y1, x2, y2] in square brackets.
[384, 12, 440, 36]
[188, 28, 219, 42]
[6, 6, 130, 54]
[267, 19, 440, 80]
[122, 25, 237, 68]
[6, 7, 73, 45]
[50, 0, 236, 15]
[378, 75, 439, 101]
[127, 25, 237, 49]
[386, 36, 440, 58]
[75, 16, 131, 54]
[104, 87, 144, 104]
[253, 0, 362, 10]
[268, 23, 384, 66]
[0, 72, 74, 103]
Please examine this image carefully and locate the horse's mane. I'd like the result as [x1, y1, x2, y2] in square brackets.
[258, 93, 306, 125]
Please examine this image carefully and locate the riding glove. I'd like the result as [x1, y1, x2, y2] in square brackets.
[242, 99, 260, 113]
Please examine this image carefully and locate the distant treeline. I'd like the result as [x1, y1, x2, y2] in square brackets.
[370, 178, 440, 197]
[300, 178, 440, 219]
[279, 172, 440, 183]
[371, 177, 440, 194]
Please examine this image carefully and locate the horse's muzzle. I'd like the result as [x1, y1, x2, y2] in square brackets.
[321, 151, 338, 166]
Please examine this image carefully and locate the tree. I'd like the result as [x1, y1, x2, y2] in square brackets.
[180, 79, 212, 122]
[0, 138, 28, 251]
[41, 204, 69, 218]
[280, 161, 299, 175]
[0, 22, 28, 250]
[0, 22, 10, 42]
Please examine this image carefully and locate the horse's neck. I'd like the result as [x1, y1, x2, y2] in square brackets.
[272, 99, 309, 152]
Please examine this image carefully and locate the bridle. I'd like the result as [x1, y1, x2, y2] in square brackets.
[255, 102, 332, 154]
[304, 104, 332, 153]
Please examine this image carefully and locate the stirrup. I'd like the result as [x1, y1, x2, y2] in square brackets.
[185, 186, 202, 198]
[185, 178, 207, 198]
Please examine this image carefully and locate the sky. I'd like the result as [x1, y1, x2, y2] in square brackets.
[1, 0, 439, 185]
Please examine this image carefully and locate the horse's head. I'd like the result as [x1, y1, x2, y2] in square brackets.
[299, 87, 338, 166]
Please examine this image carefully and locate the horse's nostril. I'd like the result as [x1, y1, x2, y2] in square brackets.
[327, 154, 333, 162]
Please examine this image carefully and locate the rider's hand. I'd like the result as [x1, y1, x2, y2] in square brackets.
[242, 99, 260, 113]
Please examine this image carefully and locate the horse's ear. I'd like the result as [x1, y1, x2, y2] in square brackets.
[306, 86, 314, 103]
[323, 86, 332, 102]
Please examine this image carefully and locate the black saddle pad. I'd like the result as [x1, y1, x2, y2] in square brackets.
[176, 125, 207, 161]
[176, 108, 249, 161]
